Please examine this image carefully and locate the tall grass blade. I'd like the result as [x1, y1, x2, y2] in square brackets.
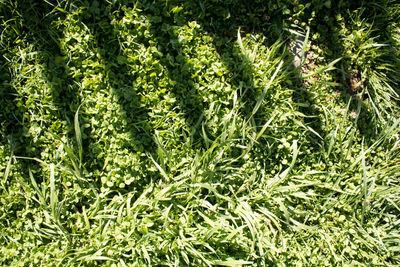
[255, 115, 275, 141]
[299, 27, 310, 69]
[2, 141, 13, 190]
[361, 139, 368, 224]
[213, 258, 254, 267]
[148, 153, 170, 182]
[29, 168, 46, 206]
[237, 27, 245, 56]
[326, 125, 339, 160]
[251, 60, 284, 119]
[303, 57, 342, 78]
[63, 143, 83, 179]
[74, 104, 83, 168]
[49, 163, 57, 220]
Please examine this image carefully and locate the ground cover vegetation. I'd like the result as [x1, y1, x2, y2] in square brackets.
[1, 0, 400, 265]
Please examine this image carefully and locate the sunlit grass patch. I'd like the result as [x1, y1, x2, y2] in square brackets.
[1, 0, 400, 265]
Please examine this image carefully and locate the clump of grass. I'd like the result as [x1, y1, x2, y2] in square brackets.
[338, 7, 400, 124]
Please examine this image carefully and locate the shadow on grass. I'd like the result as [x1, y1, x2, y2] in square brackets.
[3, 0, 397, 212]
[0, 1, 107, 232]
[176, 0, 326, 160]
[302, 1, 400, 135]
[0, 1, 62, 182]
[0, 0, 326, 184]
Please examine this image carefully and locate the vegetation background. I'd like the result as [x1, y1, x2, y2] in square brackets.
[1, 0, 399, 265]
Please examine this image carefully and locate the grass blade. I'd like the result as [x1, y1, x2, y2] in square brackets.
[251, 60, 284, 118]
[148, 153, 170, 182]
[214, 259, 253, 266]
[49, 163, 57, 220]
[74, 104, 83, 168]
[2, 140, 13, 190]
[361, 138, 368, 225]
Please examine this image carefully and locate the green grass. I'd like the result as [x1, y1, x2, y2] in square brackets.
[1, 0, 400, 265]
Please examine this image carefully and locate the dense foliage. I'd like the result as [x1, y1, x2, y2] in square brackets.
[1, 0, 399, 265]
